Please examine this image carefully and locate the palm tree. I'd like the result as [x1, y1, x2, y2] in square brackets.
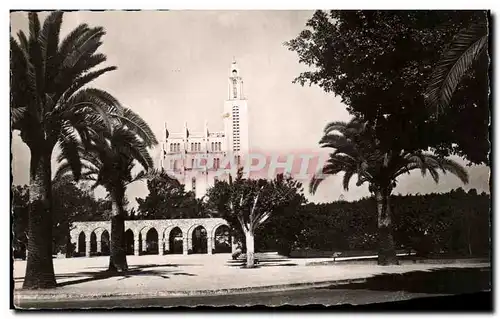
[310, 118, 469, 265]
[55, 108, 157, 271]
[425, 20, 488, 114]
[11, 12, 121, 288]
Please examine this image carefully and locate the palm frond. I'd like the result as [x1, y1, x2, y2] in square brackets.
[62, 27, 105, 69]
[435, 157, 470, 184]
[57, 123, 83, 180]
[396, 152, 469, 186]
[62, 87, 122, 132]
[342, 169, 356, 191]
[11, 107, 27, 126]
[425, 21, 488, 113]
[60, 66, 117, 103]
[323, 121, 348, 134]
[39, 11, 63, 72]
[127, 168, 161, 185]
[309, 162, 345, 194]
[27, 15, 45, 102]
[405, 154, 427, 177]
[16, 30, 29, 53]
[58, 23, 89, 57]
[28, 12, 41, 40]
[426, 165, 440, 183]
[112, 107, 158, 146]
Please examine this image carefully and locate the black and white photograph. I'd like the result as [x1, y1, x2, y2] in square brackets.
[9, 6, 492, 311]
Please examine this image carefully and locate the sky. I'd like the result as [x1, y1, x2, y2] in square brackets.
[10, 10, 490, 207]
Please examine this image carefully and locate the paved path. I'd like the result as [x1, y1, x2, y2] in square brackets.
[13, 253, 490, 304]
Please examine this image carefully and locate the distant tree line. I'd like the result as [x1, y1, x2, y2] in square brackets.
[13, 176, 490, 260]
[256, 188, 490, 258]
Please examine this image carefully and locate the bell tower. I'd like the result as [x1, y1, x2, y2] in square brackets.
[224, 58, 249, 162]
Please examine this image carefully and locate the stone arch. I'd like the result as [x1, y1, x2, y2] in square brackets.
[125, 228, 135, 255]
[160, 225, 174, 253]
[78, 231, 86, 256]
[144, 227, 159, 255]
[190, 225, 208, 254]
[213, 224, 231, 253]
[138, 225, 156, 254]
[90, 232, 98, 254]
[168, 226, 183, 254]
[89, 227, 106, 255]
[101, 230, 110, 255]
[92, 226, 106, 238]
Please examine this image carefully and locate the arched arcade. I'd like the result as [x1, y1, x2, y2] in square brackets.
[70, 218, 236, 257]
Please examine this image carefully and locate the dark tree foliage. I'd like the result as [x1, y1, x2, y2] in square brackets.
[52, 181, 111, 256]
[392, 188, 490, 257]
[293, 199, 378, 253]
[12, 181, 111, 258]
[136, 170, 208, 219]
[286, 10, 489, 165]
[280, 188, 490, 257]
[255, 191, 309, 256]
[12, 185, 29, 258]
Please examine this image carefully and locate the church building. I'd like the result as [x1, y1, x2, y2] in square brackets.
[159, 60, 250, 198]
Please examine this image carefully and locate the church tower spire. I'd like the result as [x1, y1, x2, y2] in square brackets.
[229, 59, 244, 100]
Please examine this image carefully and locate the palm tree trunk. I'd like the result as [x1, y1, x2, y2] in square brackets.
[23, 150, 56, 289]
[108, 191, 128, 272]
[245, 231, 255, 268]
[376, 188, 398, 265]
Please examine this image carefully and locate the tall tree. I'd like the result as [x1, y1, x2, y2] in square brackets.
[310, 119, 469, 264]
[205, 171, 305, 268]
[11, 12, 121, 288]
[136, 170, 203, 219]
[285, 10, 489, 165]
[55, 108, 157, 272]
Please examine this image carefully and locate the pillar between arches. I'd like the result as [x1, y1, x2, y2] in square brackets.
[85, 240, 91, 257]
[158, 239, 164, 255]
[134, 236, 140, 256]
[75, 238, 79, 254]
[183, 236, 189, 255]
[207, 237, 213, 255]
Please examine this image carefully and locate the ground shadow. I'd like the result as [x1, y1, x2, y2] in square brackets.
[319, 267, 491, 295]
[83, 263, 203, 269]
[56, 266, 197, 287]
[15, 263, 198, 288]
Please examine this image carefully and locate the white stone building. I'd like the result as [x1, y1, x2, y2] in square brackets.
[159, 60, 250, 198]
